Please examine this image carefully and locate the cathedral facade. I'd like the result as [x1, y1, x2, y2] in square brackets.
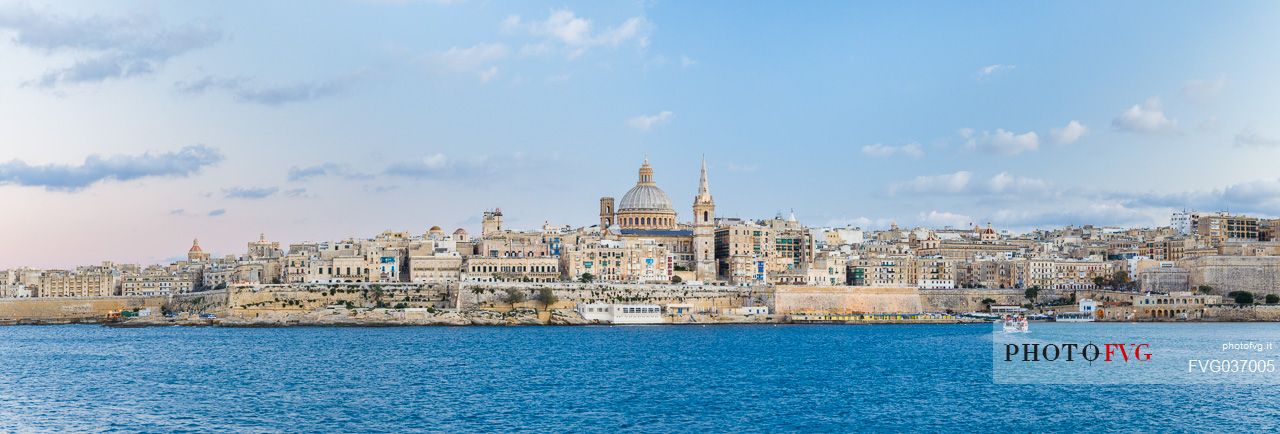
[599, 158, 717, 282]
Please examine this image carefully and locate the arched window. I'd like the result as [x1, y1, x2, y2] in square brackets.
[703, 211, 709, 222]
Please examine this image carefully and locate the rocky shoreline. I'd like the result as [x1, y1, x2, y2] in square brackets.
[100, 308, 791, 328]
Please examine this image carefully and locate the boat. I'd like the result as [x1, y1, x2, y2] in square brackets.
[963, 312, 1002, 321]
[1053, 299, 1098, 322]
[1001, 315, 1029, 333]
[1053, 311, 1095, 322]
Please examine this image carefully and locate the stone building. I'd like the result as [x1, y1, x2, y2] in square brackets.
[561, 238, 673, 283]
[463, 256, 560, 282]
[120, 266, 198, 296]
[36, 265, 118, 297]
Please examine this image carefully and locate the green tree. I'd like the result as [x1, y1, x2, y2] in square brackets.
[1266, 294, 1280, 305]
[670, 275, 683, 284]
[1024, 286, 1041, 303]
[980, 298, 996, 311]
[502, 288, 526, 306]
[534, 287, 558, 311]
[1197, 285, 1214, 294]
[1111, 270, 1134, 290]
[1092, 276, 1106, 289]
[1228, 291, 1255, 305]
[579, 273, 595, 283]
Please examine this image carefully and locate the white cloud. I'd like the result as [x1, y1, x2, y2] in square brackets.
[1049, 120, 1087, 144]
[223, 186, 278, 199]
[175, 69, 367, 106]
[1112, 98, 1177, 133]
[0, 145, 223, 191]
[890, 171, 972, 195]
[963, 128, 1039, 155]
[890, 171, 1051, 197]
[430, 43, 508, 81]
[501, 15, 522, 32]
[0, 5, 222, 88]
[627, 111, 674, 131]
[1197, 116, 1222, 132]
[920, 210, 973, 228]
[991, 203, 1157, 229]
[1181, 78, 1225, 104]
[986, 172, 1049, 194]
[478, 66, 499, 83]
[977, 64, 1015, 78]
[1234, 128, 1280, 147]
[681, 56, 696, 68]
[826, 216, 894, 230]
[861, 143, 923, 158]
[382, 152, 545, 183]
[505, 9, 652, 58]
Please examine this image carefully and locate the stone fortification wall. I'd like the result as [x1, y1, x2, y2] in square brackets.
[918, 289, 1027, 312]
[225, 283, 452, 317]
[773, 286, 922, 314]
[1138, 268, 1191, 293]
[458, 282, 768, 312]
[1186, 256, 1280, 294]
[0, 296, 166, 321]
[1205, 304, 1280, 321]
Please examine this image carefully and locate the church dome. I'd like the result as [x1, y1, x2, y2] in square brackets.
[619, 184, 674, 211]
[617, 159, 674, 212]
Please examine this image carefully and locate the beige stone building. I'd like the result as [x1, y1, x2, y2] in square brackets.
[121, 266, 198, 296]
[463, 257, 560, 282]
[1195, 214, 1259, 244]
[1128, 292, 1222, 320]
[1023, 259, 1113, 289]
[715, 220, 773, 284]
[561, 238, 673, 283]
[408, 247, 463, 284]
[37, 265, 118, 297]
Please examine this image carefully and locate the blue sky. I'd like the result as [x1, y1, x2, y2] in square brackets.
[1, 0, 1279, 267]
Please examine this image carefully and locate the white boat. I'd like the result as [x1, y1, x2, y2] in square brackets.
[575, 303, 665, 324]
[1001, 315, 1029, 333]
[1054, 312, 1095, 322]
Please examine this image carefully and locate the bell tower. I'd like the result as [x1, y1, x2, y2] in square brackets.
[482, 209, 503, 237]
[599, 197, 615, 231]
[693, 157, 717, 282]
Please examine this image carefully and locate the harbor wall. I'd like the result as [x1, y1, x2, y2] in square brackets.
[1204, 304, 1280, 321]
[458, 282, 766, 312]
[0, 296, 166, 322]
[919, 289, 1028, 312]
[773, 286, 922, 314]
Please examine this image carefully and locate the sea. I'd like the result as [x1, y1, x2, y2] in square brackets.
[2, 323, 1277, 433]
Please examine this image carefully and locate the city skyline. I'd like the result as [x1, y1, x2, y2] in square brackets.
[3, 0, 1280, 268]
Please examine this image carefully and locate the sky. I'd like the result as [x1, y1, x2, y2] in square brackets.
[1, 0, 1280, 268]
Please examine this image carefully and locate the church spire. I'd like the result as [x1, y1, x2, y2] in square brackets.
[695, 156, 712, 203]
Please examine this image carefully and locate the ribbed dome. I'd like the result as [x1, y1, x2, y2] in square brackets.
[619, 184, 674, 212]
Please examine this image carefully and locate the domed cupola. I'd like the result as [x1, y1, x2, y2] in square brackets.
[615, 158, 678, 230]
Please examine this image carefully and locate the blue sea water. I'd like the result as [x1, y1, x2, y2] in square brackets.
[1, 324, 1277, 433]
